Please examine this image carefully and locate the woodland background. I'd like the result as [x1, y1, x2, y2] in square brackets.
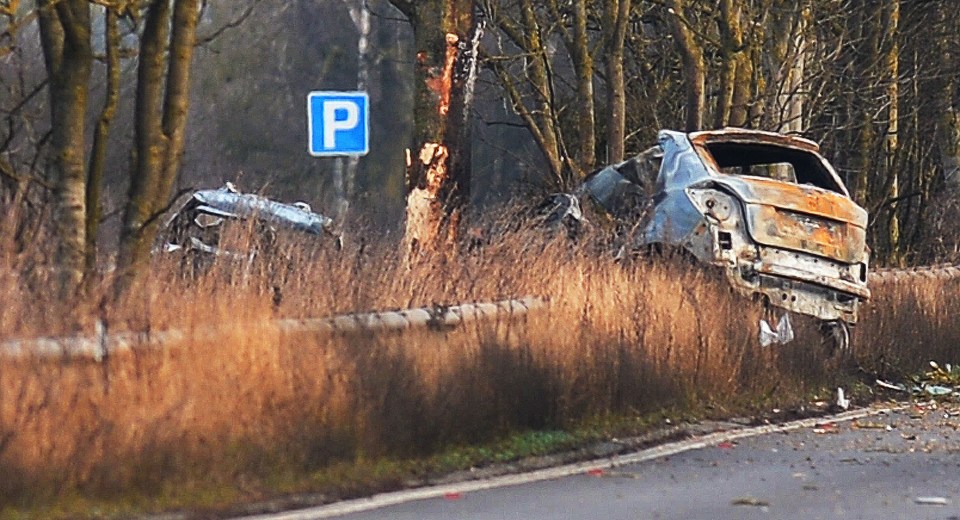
[3, 0, 960, 283]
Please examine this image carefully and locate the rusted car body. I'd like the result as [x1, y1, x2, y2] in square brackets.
[583, 128, 870, 326]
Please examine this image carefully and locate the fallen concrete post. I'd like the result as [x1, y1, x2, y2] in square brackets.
[0, 297, 547, 360]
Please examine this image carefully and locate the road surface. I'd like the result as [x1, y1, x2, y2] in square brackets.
[243, 402, 960, 520]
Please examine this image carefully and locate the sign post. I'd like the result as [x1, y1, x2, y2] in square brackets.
[307, 91, 369, 157]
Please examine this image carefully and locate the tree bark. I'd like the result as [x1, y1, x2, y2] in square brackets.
[882, 0, 900, 259]
[38, 0, 92, 296]
[571, 0, 595, 172]
[85, 6, 120, 272]
[666, 0, 705, 132]
[117, 0, 201, 291]
[391, 0, 477, 256]
[603, 0, 630, 163]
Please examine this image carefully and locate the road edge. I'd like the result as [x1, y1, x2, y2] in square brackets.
[236, 404, 905, 520]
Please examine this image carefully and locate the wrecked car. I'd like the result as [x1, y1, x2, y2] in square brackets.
[161, 183, 340, 268]
[580, 128, 870, 349]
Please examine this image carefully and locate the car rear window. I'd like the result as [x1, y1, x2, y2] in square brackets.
[703, 142, 844, 194]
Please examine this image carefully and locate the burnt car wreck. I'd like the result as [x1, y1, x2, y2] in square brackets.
[578, 128, 870, 348]
[162, 183, 340, 266]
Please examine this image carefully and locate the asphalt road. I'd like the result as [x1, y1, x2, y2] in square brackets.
[255, 402, 960, 520]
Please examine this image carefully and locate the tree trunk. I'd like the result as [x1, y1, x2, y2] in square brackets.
[85, 6, 120, 272]
[487, 0, 566, 187]
[571, 0, 595, 172]
[666, 0, 705, 132]
[392, 0, 477, 256]
[603, 0, 630, 163]
[38, 0, 92, 296]
[117, 0, 201, 291]
[846, 5, 876, 206]
[882, 0, 900, 260]
[333, 0, 372, 220]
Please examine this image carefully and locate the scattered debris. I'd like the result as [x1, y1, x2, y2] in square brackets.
[716, 441, 737, 449]
[759, 313, 794, 347]
[852, 420, 891, 430]
[731, 496, 770, 507]
[913, 496, 950, 506]
[836, 387, 850, 411]
[876, 379, 908, 392]
[534, 193, 584, 237]
[813, 422, 839, 434]
[161, 183, 341, 267]
[875, 361, 960, 401]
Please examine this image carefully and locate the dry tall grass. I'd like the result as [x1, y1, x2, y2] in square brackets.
[0, 215, 956, 514]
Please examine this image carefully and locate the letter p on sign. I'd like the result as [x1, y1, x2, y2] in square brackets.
[308, 91, 369, 157]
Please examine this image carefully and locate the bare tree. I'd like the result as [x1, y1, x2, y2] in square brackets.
[116, 0, 202, 290]
[665, 0, 706, 131]
[37, 0, 92, 295]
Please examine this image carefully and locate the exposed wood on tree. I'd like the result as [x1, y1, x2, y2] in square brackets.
[389, 0, 477, 255]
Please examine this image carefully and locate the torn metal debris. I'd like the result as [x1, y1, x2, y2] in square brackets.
[759, 313, 794, 347]
[573, 128, 871, 343]
[161, 183, 341, 261]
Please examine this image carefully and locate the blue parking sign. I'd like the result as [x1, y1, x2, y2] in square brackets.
[307, 91, 369, 156]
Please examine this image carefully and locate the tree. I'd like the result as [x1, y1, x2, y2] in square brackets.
[116, 0, 202, 291]
[665, 0, 706, 131]
[602, 0, 630, 163]
[37, 0, 91, 295]
[387, 0, 479, 254]
[85, 4, 120, 272]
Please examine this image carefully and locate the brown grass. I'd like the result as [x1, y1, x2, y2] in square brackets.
[0, 215, 957, 517]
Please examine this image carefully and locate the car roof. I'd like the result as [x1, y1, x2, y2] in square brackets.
[689, 127, 821, 153]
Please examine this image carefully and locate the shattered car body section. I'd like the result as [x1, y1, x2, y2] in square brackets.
[583, 128, 870, 324]
[162, 183, 340, 261]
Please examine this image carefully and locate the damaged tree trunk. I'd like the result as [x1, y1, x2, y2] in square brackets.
[389, 0, 478, 256]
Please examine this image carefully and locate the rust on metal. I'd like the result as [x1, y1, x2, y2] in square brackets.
[577, 127, 872, 325]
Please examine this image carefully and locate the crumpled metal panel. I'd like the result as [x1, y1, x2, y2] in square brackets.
[641, 130, 711, 245]
[190, 186, 336, 236]
[161, 184, 340, 263]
